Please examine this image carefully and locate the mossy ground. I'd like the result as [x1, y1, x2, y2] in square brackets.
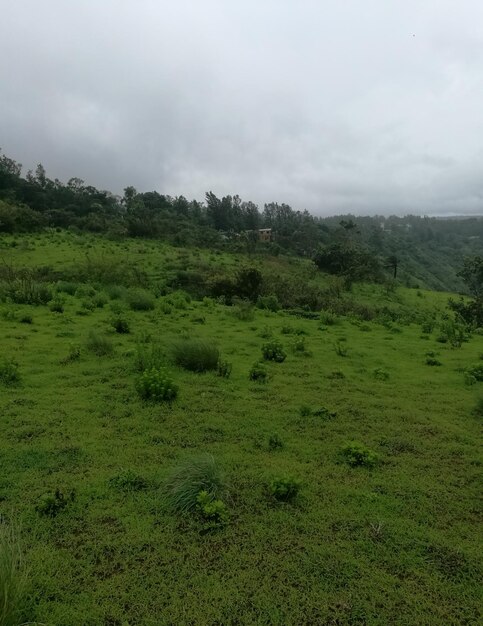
[0, 232, 481, 625]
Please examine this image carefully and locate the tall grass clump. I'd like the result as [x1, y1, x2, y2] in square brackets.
[134, 341, 166, 372]
[0, 359, 20, 386]
[126, 288, 156, 311]
[164, 455, 225, 513]
[171, 338, 220, 372]
[0, 522, 26, 626]
[85, 329, 114, 356]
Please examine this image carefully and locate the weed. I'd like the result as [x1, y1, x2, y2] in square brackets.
[134, 342, 165, 372]
[473, 397, 483, 417]
[269, 476, 301, 502]
[18, 314, 32, 324]
[111, 316, 130, 334]
[426, 357, 442, 366]
[232, 298, 255, 321]
[126, 288, 156, 311]
[465, 363, 483, 381]
[0, 359, 20, 386]
[268, 433, 284, 450]
[49, 297, 65, 313]
[86, 330, 114, 356]
[60, 344, 81, 365]
[341, 442, 379, 468]
[196, 490, 229, 528]
[299, 405, 312, 417]
[291, 337, 310, 354]
[164, 455, 224, 513]
[373, 367, 390, 380]
[334, 340, 348, 357]
[320, 311, 339, 326]
[109, 470, 148, 492]
[327, 369, 346, 380]
[171, 338, 220, 372]
[0, 521, 26, 626]
[216, 360, 232, 378]
[261, 340, 286, 362]
[36, 488, 75, 517]
[249, 362, 268, 382]
[56, 280, 78, 295]
[136, 368, 178, 402]
[256, 294, 280, 312]
[312, 407, 337, 420]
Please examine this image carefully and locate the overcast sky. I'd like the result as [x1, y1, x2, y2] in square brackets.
[1, 1, 483, 216]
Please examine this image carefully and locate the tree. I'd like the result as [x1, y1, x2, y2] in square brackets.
[386, 255, 399, 279]
[458, 256, 483, 298]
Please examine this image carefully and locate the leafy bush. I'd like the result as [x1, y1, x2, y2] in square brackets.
[269, 476, 301, 502]
[256, 294, 280, 312]
[0, 522, 26, 626]
[320, 310, 339, 326]
[36, 489, 75, 517]
[60, 344, 81, 365]
[299, 405, 312, 417]
[312, 406, 337, 420]
[136, 368, 178, 402]
[426, 357, 442, 366]
[2, 276, 52, 305]
[111, 316, 130, 334]
[473, 397, 483, 417]
[164, 455, 224, 513]
[126, 288, 156, 311]
[49, 297, 65, 313]
[171, 338, 220, 372]
[18, 314, 32, 324]
[291, 337, 310, 355]
[249, 362, 268, 382]
[86, 330, 114, 356]
[281, 325, 306, 335]
[106, 284, 126, 300]
[56, 281, 78, 295]
[196, 490, 229, 528]
[268, 433, 284, 450]
[261, 340, 286, 362]
[465, 363, 483, 381]
[216, 360, 232, 378]
[334, 340, 348, 357]
[0, 359, 20, 386]
[232, 298, 255, 321]
[109, 469, 148, 492]
[373, 367, 389, 380]
[327, 369, 345, 379]
[92, 292, 108, 308]
[134, 341, 165, 372]
[341, 442, 379, 468]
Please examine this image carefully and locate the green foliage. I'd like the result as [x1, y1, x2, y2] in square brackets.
[171, 338, 220, 372]
[196, 490, 229, 528]
[341, 442, 379, 468]
[373, 367, 390, 380]
[164, 455, 224, 514]
[232, 298, 255, 321]
[134, 341, 165, 372]
[465, 363, 483, 381]
[426, 357, 442, 366]
[48, 297, 65, 313]
[0, 522, 26, 626]
[291, 337, 310, 354]
[216, 359, 232, 378]
[261, 340, 286, 362]
[457, 256, 483, 298]
[109, 469, 148, 492]
[85, 330, 114, 356]
[56, 280, 78, 295]
[36, 488, 75, 517]
[312, 406, 337, 420]
[269, 476, 301, 502]
[268, 433, 284, 450]
[319, 310, 339, 326]
[111, 316, 130, 334]
[60, 344, 81, 365]
[473, 397, 483, 417]
[0, 359, 20, 386]
[334, 340, 348, 357]
[136, 368, 178, 402]
[327, 369, 346, 379]
[256, 294, 280, 312]
[249, 362, 268, 382]
[18, 313, 32, 324]
[126, 288, 156, 311]
[1, 275, 52, 305]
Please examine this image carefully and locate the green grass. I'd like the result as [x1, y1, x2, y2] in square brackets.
[0, 231, 481, 625]
[0, 522, 26, 626]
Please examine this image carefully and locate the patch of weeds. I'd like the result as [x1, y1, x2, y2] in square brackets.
[216, 360, 232, 378]
[56, 280, 79, 295]
[0, 359, 21, 386]
[0, 521, 26, 626]
[232, 298, 255, 321]
[269, 476, 301, 503]
[111, 316, 130, 334]
[36, 488, 75, 517]
[109, 469, 148, 492]
[92, 292, 108, 308]
[126, 288, 156, 311]
[268, 433, 284, 450]
[373, 367, 390, 380]
[299, 405, 312, 417]
[291, 337, 311, 355]
[473, 396, 483, 417]
[465, 363, 483, 381]
[164, 455, 224, 514]
[171, 338, 220, 372]
[134, 341, 165, 372]
[312, 406, 337, 420]
[249, 362, 268, 382]
[49, 297, 65, 313]
[60, 344, 81, 365]
[281, 325, 306, 335]
[136, 368, 178, 402]
[320, 311, 339, 326]
[334, 340, 348, 357]
[262, 340, 286, 362]
[18, 314, 32, 324]
[190, 314, 206, 324]
[196, 490, 229, 530]
[256, 294, 280, 312]
[425, 357, 442, 366]
[327, 369, 345, 380]
[340, 442, 379, 468]
[86, 330, 114, 356]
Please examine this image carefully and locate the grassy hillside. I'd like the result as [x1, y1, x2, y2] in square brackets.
[0, 232, 481, 625]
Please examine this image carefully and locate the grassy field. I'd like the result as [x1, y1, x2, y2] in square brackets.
[0, 232, 481, 625]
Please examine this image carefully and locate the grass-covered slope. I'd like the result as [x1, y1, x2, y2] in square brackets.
[0, 232, 481, 625]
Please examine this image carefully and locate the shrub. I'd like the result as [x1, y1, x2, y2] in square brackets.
[474, 397, 483, 417]
[256, 294, 280, 312]
[196, 490, 229, 528]
[261, 340, 286, 363]
[92, 292, 108, 308]
[268, 433, 284, 450]
[320, 310, 339, 326]
[36, 489, 75, 517]
[232, 298, 255, 321]
[49, 297, 65, 313]
[56, 281, 78, 295]
[327, 369, 345, 379]
[281, 325, 306, 335]
[0, 359, 20, 386]
[269, 476, 301, 502]
[126, 288, 156, 311]
[341, 442, 379, 468]
[334, 340, 348, 357]
[111, 316, 130, 334]
[426, 357, 442, 367]
[0, 522, 26, 626]
[216, 360, 232, 378]
[86, 330, 114, 356]
[299, 405, 312, 417]
[109, 469, 148, 492]
[106, 284, 126, 300]
[134, 342, 165, 372]
[2, 276, 52, 305]
[373, 367, 390, 380]
[164, 455, 224, 513]
[171, 338, 220, 372]
[60, 344, 81, 365]
[136, 368, 178, 402]
[466, 363, 483, 381]
[249, 362, 268, 382]
[291, 337, 310, 354]
[19, 313, 32, 324]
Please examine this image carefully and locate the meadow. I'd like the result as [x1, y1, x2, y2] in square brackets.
[0, 231, 481, 625]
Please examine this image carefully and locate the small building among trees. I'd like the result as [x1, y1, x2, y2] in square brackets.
[258, 228, 272, 242]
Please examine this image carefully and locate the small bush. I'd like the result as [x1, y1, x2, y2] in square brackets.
[334, 340, 348, 357]
[327, 369, 345, 380]
[269, 476, 301, 502]
[341, 442, 379, 468]
[320, 311, 339, 326]
[473, 397, 483, 417]
[171, 338, 220, 372]
[81, 299, 96, 312]
[60, 344, 81, 365]
[281, 325, 306, 335]
[126, 288, 156, 311]
[426, 357, 442, 367]
[92, 292, 108, 308]
[216, 360, 232, 378]
[105, 284, 126, 300]
[134, 342, 165, 372]
[232, 298, 255, 321]
[262, 340, 286, 362]
[256, 294, 280, 312]
[164, 455, 224, 513]
[109, 469, 148, 492]
[136, 368, 178, 402]
[249, 362, 268, 382]
[0, 522, 26, 626]
[36, 488, 75, 517]
[291, 337, 310, 354]
[111, 316, 130, 334]
[312, 406, 337, 420]
[19, 314, 32, 324]
[86, 330, 114, 356]
[0, 359, 20, 386]
[196, 490, 229, 528]
[268, 433, 284, 450]
[299, 405, 312, 417]
[56, 280, 78, 295]
[466, 363, 483, 381]
[373, 367, 390, 380]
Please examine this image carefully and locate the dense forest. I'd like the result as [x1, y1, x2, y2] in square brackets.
[1, 149, 482, 293]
